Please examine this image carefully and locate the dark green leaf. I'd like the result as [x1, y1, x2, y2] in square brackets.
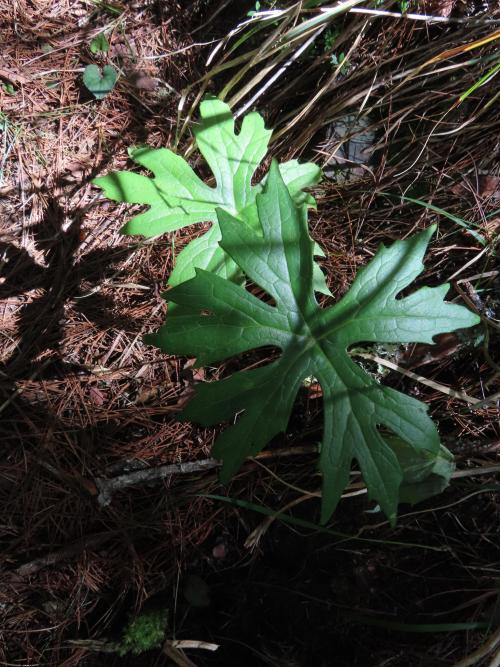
[149, 162, 479, 524]
[83, 64, 117, 100]
[389, 437, 455, 505]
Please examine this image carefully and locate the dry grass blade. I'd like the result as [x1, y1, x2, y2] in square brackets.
[178, 1, 500, 166]
[177, 0, 366, 147]
[352, 352, 481, 404]
[451, 625, 500, 667]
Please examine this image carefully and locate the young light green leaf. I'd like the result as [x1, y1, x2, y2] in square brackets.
[147, 161, 480, 525]
[89, 32, 110, 54]
[83, 64, 117, 100]
[388, 437, 455, 506]
[93, 98, 327, 291]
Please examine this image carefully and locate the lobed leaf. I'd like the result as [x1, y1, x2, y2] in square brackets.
[93, 98, 328, 291]
[148, 162, 480, 525]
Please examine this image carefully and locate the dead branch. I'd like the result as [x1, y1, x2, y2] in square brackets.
[95, 459, 222, 507]
[15, 532, 114, 577]
[94, 444, 318, 507]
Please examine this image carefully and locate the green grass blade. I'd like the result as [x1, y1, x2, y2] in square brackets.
[459, 61, 500, 103]
[382, 192, 487, 246]
[345, 613, 490, 633]
[203, 494, 449, 552]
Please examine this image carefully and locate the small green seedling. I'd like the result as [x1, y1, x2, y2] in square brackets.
[247, 0, 261, 16]
[89, 32, 110, 54]
[83, 63, 117, 100]
[331, 52, 349, 76]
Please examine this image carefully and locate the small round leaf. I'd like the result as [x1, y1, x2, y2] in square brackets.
[83, 64, 117, 100]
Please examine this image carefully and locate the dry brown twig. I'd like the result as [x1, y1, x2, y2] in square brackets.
[94, 444, 317, 506]
[452, 624, 500, 667]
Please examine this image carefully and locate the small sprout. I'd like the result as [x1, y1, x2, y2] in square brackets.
[330, 52, 349, 76]
[96, 100, 479, 526]
[247, 0, 261, 17]
[90, 32, 110, 54]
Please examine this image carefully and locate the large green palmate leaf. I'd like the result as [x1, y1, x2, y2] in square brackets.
[93, 98, 327, 291]
[147, 162, 480, 524]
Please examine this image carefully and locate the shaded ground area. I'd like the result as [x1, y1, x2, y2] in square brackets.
[0, 1, 499, 666]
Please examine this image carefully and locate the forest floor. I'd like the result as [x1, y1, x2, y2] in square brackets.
[0, 1, 499, 666]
